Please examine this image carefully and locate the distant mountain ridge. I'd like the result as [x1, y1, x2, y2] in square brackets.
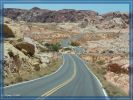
[4, 7, 128, 24]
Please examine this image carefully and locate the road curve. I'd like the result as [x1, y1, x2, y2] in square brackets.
[49, 55, 106, 96]
[4, 54, 75, 96]
[4, 54, 107, 97]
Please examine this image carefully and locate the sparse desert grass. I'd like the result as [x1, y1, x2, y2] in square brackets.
[96, 60, 105, 65]
[4, 58, 62, 86]
[86, 62, 127, 96]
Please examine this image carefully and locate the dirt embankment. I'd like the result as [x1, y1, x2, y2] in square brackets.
[4, 18, 62, 86]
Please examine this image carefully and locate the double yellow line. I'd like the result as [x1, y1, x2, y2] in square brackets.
[41, 55, 76, 97]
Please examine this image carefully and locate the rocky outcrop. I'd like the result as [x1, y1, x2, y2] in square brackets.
[14, 42, 35, 56]
[107, 56, 129, 74]
[102, 12, 129, 24]
[4, 24, 15, 38]
[108, 63, 124, 74]
[4, 40, 59, 85]
[4, 8, 128, 29]
[4, 8, 98, 23]
[4, 42, 28, 77]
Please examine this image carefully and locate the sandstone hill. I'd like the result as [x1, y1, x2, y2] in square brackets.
[4, 7, 128, 29]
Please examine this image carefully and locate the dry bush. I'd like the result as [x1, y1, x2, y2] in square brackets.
[15, 76, 23, 82]
[34, 64, 40, 71]
[71, 41, 80, 46]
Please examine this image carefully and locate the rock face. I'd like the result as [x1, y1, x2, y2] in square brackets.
[102, 12, 129, 24]
[4, 8, 98, 23]
[4, 24, 15, 38]
[107, 56, 129, 74]
[108, 63, 125, 74]
[4, 8, 128, 29]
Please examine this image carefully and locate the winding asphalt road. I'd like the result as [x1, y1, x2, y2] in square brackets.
[4, 54, 107, 97]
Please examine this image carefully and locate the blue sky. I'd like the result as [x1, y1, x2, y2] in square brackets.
[4, 4, 129, 14]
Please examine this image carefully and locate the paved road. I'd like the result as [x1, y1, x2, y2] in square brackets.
[50, 54, 106, 96]
[60, 39, 71, 47]
[4, 54, 107, 97]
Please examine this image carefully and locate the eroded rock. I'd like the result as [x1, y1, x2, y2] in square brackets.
[15, 42, 35, 56]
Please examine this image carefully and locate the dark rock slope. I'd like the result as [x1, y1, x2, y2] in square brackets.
[4, 7, 128, 24]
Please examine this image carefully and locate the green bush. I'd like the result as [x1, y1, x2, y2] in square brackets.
[45, 43, 61, 52]
[51, 44, 60, 51]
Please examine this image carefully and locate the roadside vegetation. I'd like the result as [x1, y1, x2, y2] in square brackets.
[45, 42, 61, 52]
[4, 57, 62, 86]
[86, 60, 127, 96]
[71, 41, 80, 46]
[64, 47, 72, 51]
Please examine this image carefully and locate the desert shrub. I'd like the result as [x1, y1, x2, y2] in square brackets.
[45, 43, 61, 52]
[39, 46, 47, 52]
[80, 19, 88, 28]
[4, 24, 15, 38]
[51, 44, 60, 51]
[15, 76, 23, 82]
[71, 41, 80, 46]
[96, 60, 105, 65]
[11, 81, 15, 84]
[34, 64, 40, 71]
[8, 51, 14, 58]
[108, 50, 114, 54]
[45, 43, 51, 47]
[64, 47, 71, 51]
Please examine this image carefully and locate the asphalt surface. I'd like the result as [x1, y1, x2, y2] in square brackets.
[50, 54, 106, 96]
[4, 54, 106, 96]
[60, 39, 71, 47]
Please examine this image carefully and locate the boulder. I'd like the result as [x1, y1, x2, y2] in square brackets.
[107, 62, 129, 74]
[107, 63, 121, 73]
[40, 57, 50, 64]
[4, 24, 15, 38]
[4, 17, 12, 23]
[40, 63, 47, 68]
[15, 42, 35, 56]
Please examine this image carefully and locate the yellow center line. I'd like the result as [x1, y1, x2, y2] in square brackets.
[40, 54, 76, 97]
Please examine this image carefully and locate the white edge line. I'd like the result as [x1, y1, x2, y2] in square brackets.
[75, 55, 109, 97]
[4, 54, 65, 89]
